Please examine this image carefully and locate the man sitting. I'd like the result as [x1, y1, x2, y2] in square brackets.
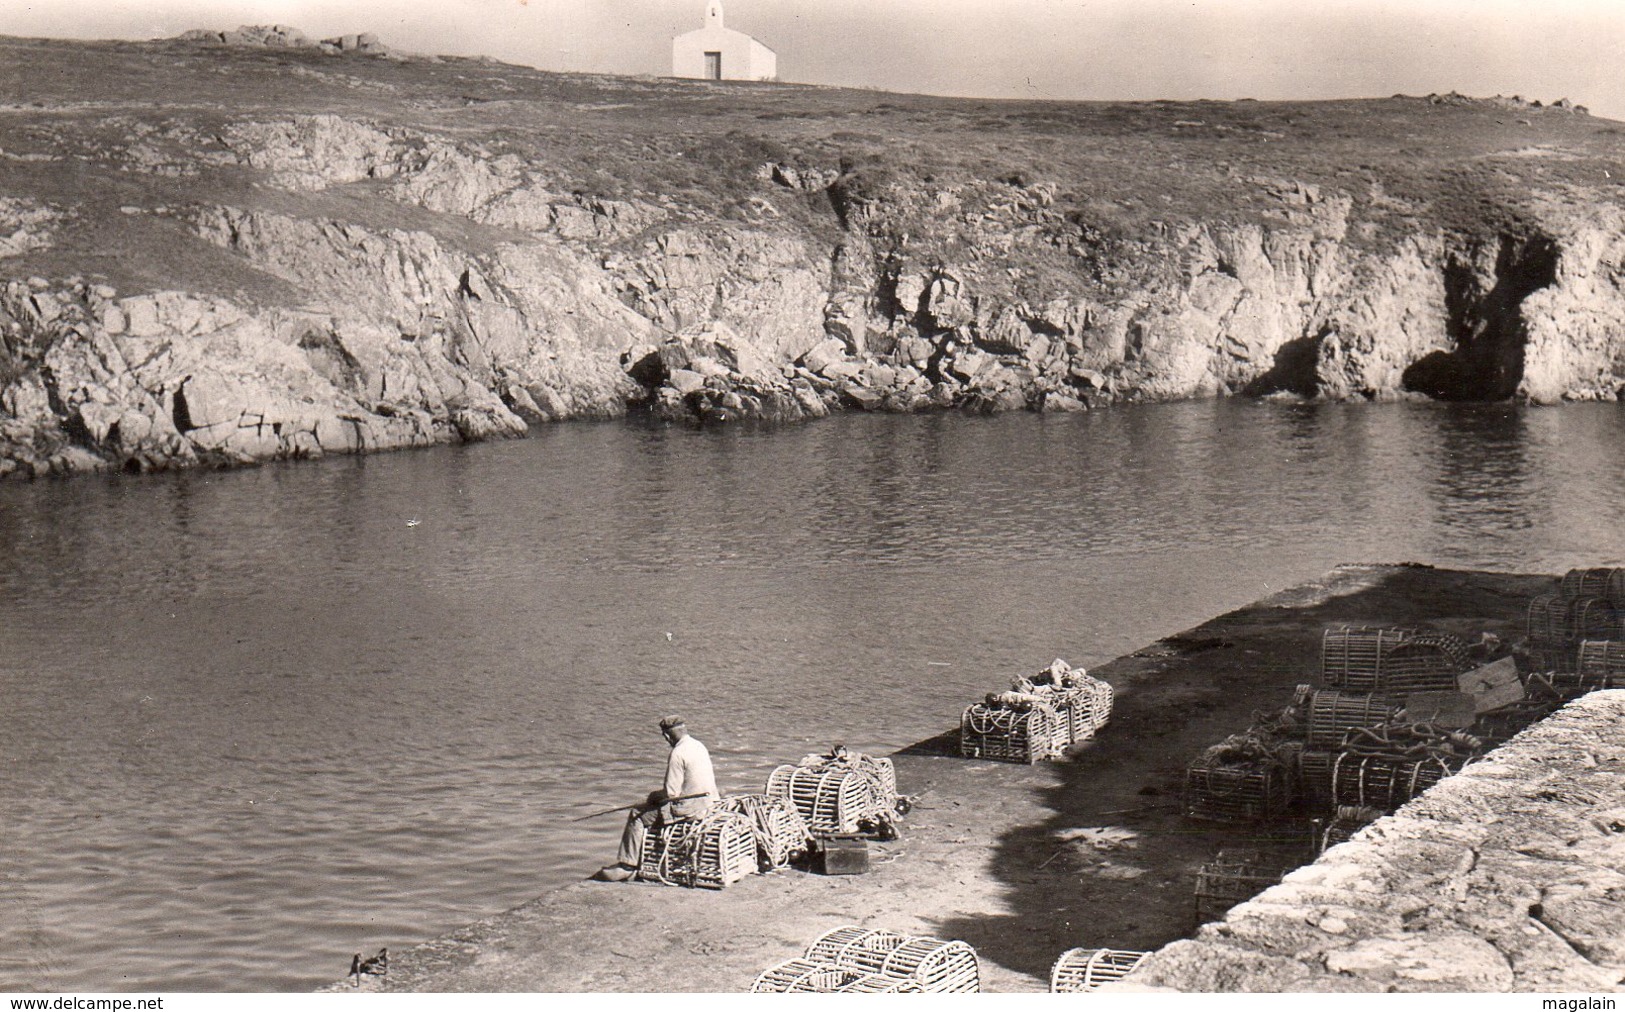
[594, 714, 718, 882]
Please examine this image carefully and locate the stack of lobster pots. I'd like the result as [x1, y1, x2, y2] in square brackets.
[636, 809, 762, 889]
[1524, 567, 1625, 694]
[715, 794, 815, 871]
[763, 746, 902, 839]
[959, 659, 1114, 764]
[750, 926, 981, 993]
[1303, 626, 1487, 815]
[1183, 691, 1310, 824]
[1185, 625, 1500, 827]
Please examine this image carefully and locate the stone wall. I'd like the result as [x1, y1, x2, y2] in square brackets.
[1116, 689, 1625, 992]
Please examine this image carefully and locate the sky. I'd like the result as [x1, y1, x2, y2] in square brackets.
[2, 0, 1623, 120]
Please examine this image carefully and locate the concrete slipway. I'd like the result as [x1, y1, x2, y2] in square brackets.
[330, 564, 1623, 993]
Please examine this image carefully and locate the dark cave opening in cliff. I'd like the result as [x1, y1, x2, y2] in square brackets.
[1243, 331, 1327, 397]
[1403, 233, 1560, 401]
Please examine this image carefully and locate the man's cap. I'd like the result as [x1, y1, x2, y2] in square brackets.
[658, 714, 685, 731]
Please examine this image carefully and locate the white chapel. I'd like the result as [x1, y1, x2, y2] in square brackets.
[671, 1, 777, 82]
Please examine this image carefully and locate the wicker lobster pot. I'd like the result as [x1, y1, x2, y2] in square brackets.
[1380, 633, 1472, 693]
[636, 811, 758, 889]
[748, 958, 927, 994]
[750, 958, 856, 993]
[803, 926, 981, 993]
[1296, 749, 1336, 809]
[1184, 753, 1292, 823]
[835, 973, 923, 993]
[1036, 691, 1080, 753]
[1307, 690, 1402, 748]
[764, 755, 895, 835]
[716, 794, 812, 870]
[1318, 804, 1383, 852]
[1330, 752, 1464, 812]
[1194, 852, 1287, 923]
[1520, 643, 1625, 699]
[1528, 594, 1618, 645]
[1576, 640, 1625, 688]
[1050, 948, 1149, 993]
[1064, 675, 1115, 737]
[1274, 737, 1305, 775]
[1052, 688, 1099, 745]
[1321, 627, 1413, 690]
[1541, 668, 1625, 697]
[960, 702, 1063, 763]
[1523, 642, 1578, 673]
[1524, 671, 1598, 704]
[1560, 568, 1625, 604]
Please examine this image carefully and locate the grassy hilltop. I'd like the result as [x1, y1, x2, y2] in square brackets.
[2, 34, 1624, 475]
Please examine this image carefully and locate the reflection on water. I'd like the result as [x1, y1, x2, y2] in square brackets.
[1430, 405, 1542, 535]
[0, 400, 1621, 990]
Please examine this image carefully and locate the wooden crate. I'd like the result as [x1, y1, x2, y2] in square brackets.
[765, 754, 896, 835]
[1331, 752, 1464, 813]
[716, 794, 812, 870]
[1194, 851, 1288, 923]
[1321, 627, 1413, 690]
[1380, 632, 1472, 693]
[1307, 690, 1402, 748]
[803, 926, 981, 993]
[1050, 948, 1149, 992]
[636, 811, 758, 889]
[960, 702, 1064, 763]
[1184, 753, 1292, 823]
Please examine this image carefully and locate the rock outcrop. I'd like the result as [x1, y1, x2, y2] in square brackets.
[177, 25, 392, 55]
[2, 35, 1623, 477]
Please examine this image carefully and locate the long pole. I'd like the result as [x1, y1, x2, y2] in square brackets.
[568, 791, 711, 822]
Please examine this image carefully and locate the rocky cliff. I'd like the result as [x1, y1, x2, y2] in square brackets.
[2, 35, 1623, 477]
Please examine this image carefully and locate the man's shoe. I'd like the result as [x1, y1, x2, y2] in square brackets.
[593, 863, 636, 882]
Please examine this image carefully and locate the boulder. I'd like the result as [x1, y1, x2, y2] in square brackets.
[820, 360, 864, 383]
[799, 338, 848, 374]
[863, 364, 897, 389]
[946, 347, 991, 382]
[842, 385, 882, 411]
[667, 368, 705, 395]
